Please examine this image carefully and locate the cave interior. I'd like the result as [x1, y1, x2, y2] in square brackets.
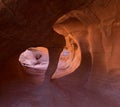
[0, 0, 120, 107]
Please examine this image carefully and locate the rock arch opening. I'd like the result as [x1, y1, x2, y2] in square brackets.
[19, 43, 82, 79]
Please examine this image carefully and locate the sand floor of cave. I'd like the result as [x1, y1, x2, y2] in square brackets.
[0, 52, 118, 107]
[0, 63, 117, 107]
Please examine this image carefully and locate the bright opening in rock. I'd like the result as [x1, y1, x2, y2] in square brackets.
[19, 47, 49, 76]
[19, 43, 81, 79]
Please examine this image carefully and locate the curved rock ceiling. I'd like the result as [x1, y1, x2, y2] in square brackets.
[0, 0, 95, 61]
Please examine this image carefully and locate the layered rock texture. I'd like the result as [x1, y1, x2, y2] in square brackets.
[0, 0, 120, 107]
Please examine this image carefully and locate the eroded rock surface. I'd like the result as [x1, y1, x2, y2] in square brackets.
[52, 34, 81, 78]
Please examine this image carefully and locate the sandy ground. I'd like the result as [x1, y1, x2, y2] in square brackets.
[0, 52, 119, 107]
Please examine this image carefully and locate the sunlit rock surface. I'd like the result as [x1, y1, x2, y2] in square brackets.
[19, 47, 49, 70]
[54, 0, 120, 85]
[52, 34, 81, 78]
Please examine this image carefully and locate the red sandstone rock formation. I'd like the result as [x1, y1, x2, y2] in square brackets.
[0, 0, 120, 107]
